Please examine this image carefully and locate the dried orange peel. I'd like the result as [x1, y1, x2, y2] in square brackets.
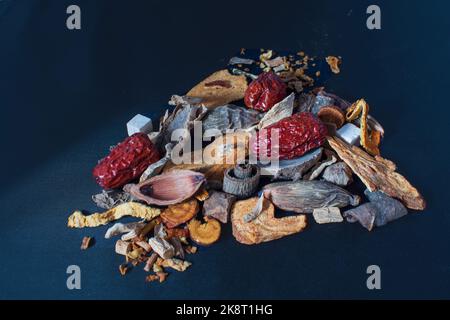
[346, 99, 381, 156]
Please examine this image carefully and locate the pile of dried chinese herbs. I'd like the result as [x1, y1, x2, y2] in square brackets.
[68, 49, 426, 284]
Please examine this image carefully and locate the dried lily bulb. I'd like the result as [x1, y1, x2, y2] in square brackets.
[124, 170, 205, 206]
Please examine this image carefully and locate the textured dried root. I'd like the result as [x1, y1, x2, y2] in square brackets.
[346, 99, 381, 156]
[68, 202, 160, 228]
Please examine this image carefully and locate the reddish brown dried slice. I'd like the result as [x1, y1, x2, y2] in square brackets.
[318, 105, 346, 129]
[188, 217, 221, 246]
[161, 199, 199, 228]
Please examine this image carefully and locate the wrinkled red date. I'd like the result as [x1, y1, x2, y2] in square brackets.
[244, 72, 287, 112]
[251, 112, 328, 160]
[93, 133, 160, 189]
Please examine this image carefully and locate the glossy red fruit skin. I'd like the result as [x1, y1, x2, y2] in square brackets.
[244, 72, 287, 112]
[250, 112, 328, 160]
[93, 133, 160, 189]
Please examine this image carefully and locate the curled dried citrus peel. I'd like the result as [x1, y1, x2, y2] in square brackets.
[346, 99, 381, 156]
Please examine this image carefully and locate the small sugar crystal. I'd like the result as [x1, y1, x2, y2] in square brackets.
[127, 114, 153, 136]
[336, 123, 361, 146]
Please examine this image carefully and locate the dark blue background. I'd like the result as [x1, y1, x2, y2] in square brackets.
[1, 0, 449, 299]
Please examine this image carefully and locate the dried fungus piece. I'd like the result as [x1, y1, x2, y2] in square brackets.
[80, 236, 93, 250]
[161, 199, 200, 229]
[188, 218, 221, 246]
[124, 170, 205, 206]
[318, 105, 346, 129]
[232, 197, 307, 245]
[186, 69, 248, 108]
[326, 56, 341, 74]
[262, 180, 360, 213]
[67, 202, 161, 228]
[327, 136, 426, 210]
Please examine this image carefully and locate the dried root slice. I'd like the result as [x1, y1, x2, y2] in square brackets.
[161, 199, 199, 228]
[346, 99, 381, 156]
[67, 202, 161, 228]
[318, 105, 346, 129]
[80, 236, 93, 250]
[161, 258, 192, 272]
[188, 218, 221, 246]
[232, 197, 307, 245]
[327, 136, 426, 210]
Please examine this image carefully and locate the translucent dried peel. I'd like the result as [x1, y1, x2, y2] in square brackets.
[68, 202, 160, 228]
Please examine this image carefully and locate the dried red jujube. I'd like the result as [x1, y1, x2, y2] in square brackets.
[250, 112, 328, 160]
[93, 133, 160, 189]
[244, 72, 287, 112]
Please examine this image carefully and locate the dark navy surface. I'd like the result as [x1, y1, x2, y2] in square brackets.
[0, 0, 449, 299]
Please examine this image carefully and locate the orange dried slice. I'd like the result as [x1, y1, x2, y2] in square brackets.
[161, 199, 199, 229]
[188, 217, 221, 246]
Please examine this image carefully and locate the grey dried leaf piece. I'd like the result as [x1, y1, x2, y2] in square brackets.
[297, 92, 316, 113]
[228, 57, 255, 65]
[364, 190, 408, 227]
[312, 207, 343, 224]
[259, 148, 323, 181]
[343, 203, 378, 231]
[258, 93, 295, 129]
[105, 222, 145, 239]
[322, 162, 353, 186]
[202, 104, 262, 138]
[92, 190, 133, 210]
[263, 180, 361, 213]
[140, 143, 173, 182]
[148, 237, 175, 259]
[306, 151, 337, 181]
[203, 191, 236, 224]
[168, 95, 204, 106]
[161, 258, 192, 272]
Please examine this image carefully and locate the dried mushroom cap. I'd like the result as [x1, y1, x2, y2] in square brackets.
[188, 218, 221, 246]
[317, 105, 346, 129]
[161, 199, 200, 229]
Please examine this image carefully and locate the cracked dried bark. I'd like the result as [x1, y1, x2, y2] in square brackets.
[327, 136, 426, 210]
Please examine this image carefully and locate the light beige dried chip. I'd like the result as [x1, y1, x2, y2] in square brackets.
[186, 69, 248, 108]
[67, 202, 160, 228]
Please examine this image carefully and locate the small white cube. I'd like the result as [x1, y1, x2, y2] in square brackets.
[336, 123, 361, 146]
[127, 114, 153, 136]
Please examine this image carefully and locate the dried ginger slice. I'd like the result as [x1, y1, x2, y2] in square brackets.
[346, 99, 381, 156]
[68, 202, 160, 228]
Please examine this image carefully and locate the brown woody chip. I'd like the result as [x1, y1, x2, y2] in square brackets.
[80, 236, 93, 250]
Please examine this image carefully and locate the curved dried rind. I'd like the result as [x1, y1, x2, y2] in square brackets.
[124, 170, 205, 206]
[187, 69, 248, 108]
[67, 202, 161, 228]
[161, 199, 200, 228]
[263, 180, 360, 213]
[232, 197, 307, 245]
[188, 218, 221, 246]
[327, 136, 426, 210]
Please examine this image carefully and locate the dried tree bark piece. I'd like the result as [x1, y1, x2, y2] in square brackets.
[327, 136, 426, 210]
[203, 191, 236, 223]
[161, 199, 200, 228]
[312, 207, 343, 224]
[203, 132, 251, 166]
[322, 162, 353, 186]
[232, 197, 307, 245]
[161, 258, 192, 272]
[148, 237, 175, 259]
[187, 69, 248, 108]
[67, 203, 161, 228]
[188, 218, 221, 246]
[80, 236, 93, 250]
[92, 190, 133, 210]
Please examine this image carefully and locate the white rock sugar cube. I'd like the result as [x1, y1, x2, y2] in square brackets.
[336, 123, 361, 146]
[127, 114, 153, 136]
